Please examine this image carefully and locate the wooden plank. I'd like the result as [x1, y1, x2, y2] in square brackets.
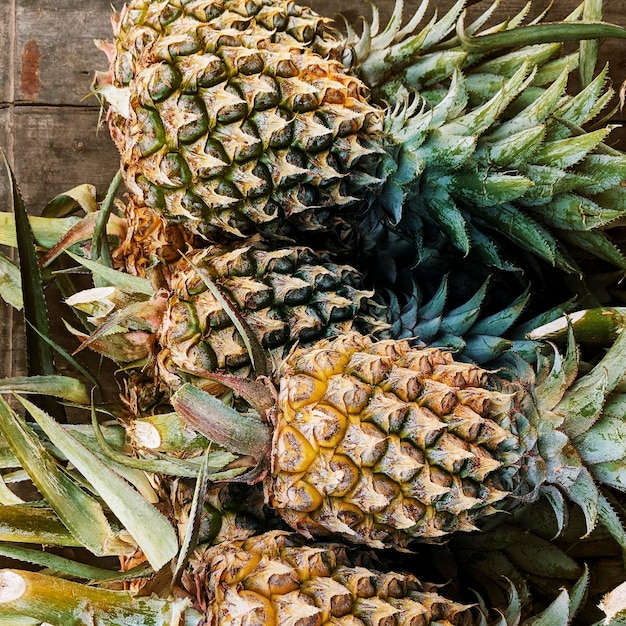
[15, 0, 125, 105]
[11, 106, 120, 212]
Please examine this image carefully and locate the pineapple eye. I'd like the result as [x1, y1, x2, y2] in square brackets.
[136, 177, 166, 210]
[195, 57, 229, 89]
[146, 63, 182, 102]
[135, 108, 166, 156]
[237, 52, 264, 76]
[168, 35, 201, 59]
[248, 162, 272, 198]
[160, 152, 192, 187]
[158, 5, 183, 28]
[177, 95, 209, 144]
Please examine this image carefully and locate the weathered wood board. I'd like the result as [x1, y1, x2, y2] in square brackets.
[1, 0, 626, 378]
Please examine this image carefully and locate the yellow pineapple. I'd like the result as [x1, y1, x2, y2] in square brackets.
[167, 328, 626, 551]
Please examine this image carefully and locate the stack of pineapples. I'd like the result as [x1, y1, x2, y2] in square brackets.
[2, 0, 626, 623]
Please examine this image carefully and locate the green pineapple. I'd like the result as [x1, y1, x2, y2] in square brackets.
[96, 0, 626, 279]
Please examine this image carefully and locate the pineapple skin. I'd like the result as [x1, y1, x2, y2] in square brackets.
[77, 237, 384, 392]
[105, 0, 383, 240]
[266, 333, 523, 549]
[182, 530, 471, 625]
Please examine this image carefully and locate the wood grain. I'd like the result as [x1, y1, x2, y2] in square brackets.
[1, 0, 626, 378]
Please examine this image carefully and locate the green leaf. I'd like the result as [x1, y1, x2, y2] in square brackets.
[172, 452, 210, 585]
[598, 492, 626, 555]
[65, 251, 154, 296]
[453, 172, 535, 207]
[471, 287, 530, 336]
[17, 394, 179, 571]
[171, 383, 271, 460]
[478, 125, 546, 168]
[580, 0, 602, 87]
[533, 193, 623, 232]
[503, 530, 581, 579]
[471, 202, 558, 267]
[2, 152, 64, 422]
[488, 67, 569, 141]
[560, 230, 626, 269]
[424, 188, 470, 255]
[440, 278, 489, 335]
[567, 567, 591, 622]
[0, 212, 81, 249]
[533, 127, 613, 170]
[92, 170, 122, 267]
[0, 570, 189, 626]
[0, 376, 88, 404]
[523, 588, 572, 626]
[575, 413, 626, 465]
[562, 325, 626, 437]
[0, 250, 23, 309]
[0, 506, 82, 546]
[459, 19, 626, 54]
[41, 184, 98, 218]
[0, 543, 134, 582]
[552, 66, 610, 136]
[0, 396, 119, 556]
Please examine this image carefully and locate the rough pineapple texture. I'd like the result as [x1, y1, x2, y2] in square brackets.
[268, 333, 518, 548]
[155, 241, 379, 386]
[106, 0, 382, 239]
[183, 531, 471, 625]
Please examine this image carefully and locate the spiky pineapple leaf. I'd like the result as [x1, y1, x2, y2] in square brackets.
[579, 0, 603, 87]
[91, 170, 122, 267]
[41, 183, 98, 218]
[25, 324, 100, 389]
[0, 395, 123, 557]
[439, 277, 488, 335]
[459, 18, 626, 54]
[597, 492, 626, 555]
[2, 152, 64, 421]
[551, 66, 609, 136]
[172, 451, 210, 585]
[16, 394, 179, 571]
[559, 230, 626, 269]
[65, 251, 153, 295]
[532, 127, 613, 169]
[560, 324, 626, 437]
[469, 202, 561, 268]
[424, 188, 470, 254]
[0, 543, 150, 582]
[0, 375, 88, 403]
[0, 506, 82, 546]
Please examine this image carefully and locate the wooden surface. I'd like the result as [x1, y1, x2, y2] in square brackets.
[1, 0, 626, 378]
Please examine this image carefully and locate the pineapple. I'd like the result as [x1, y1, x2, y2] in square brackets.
[0, 529, 595, 625]
[181, 530, 472, 625]
[165, 327, 626, 551]
[69, 222, 557, 407]
[96, 0, 626, 279]
[70, 236, 382, 391]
